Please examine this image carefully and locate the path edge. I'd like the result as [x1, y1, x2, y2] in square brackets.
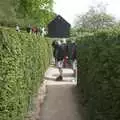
[25, 73, 48, 120]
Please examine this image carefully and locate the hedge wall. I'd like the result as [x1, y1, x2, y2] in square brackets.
[0, 28, 52, 120]
[77, 29, 120, 120]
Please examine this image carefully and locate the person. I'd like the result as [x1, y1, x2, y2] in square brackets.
[32, 26, 35, 33]
[16, 24, 20, 32]
[41, 27, 45, 37]
[61, 39, 68, 68]
[26, 24, 31, 33]
[55, 41, 64, 81]
[35, 27, 39, 35]
[52, 40, 57, 65]
[32, 26, 38, 35]
[71, 41, 77, 77]
[66, 40, 73, 67]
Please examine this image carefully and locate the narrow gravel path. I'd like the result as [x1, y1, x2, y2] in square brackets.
[40, 66, 84, 120]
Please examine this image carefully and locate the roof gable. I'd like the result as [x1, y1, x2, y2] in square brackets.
[48, 15, 71, 26]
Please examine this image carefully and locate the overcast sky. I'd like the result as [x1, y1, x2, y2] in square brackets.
[53, 0, 120, 26]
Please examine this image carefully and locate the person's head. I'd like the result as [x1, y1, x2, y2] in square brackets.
[62, 38, 66, 44]
[57, 40, 61, 45]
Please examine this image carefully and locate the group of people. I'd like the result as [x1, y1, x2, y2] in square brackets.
[26, 25, 47, 36]
[16, 24, 47, 37]
[52, 39, 77, 81]
[16, 24, 77, 81]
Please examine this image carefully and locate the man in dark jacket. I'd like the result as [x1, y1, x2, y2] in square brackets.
[55, 41, 64, 81]
[52, 40, 58, 66]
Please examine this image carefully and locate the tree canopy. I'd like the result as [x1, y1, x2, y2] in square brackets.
[0, 0, 55, 27]
[74, 4, 116, 32]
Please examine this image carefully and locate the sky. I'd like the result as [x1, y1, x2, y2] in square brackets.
[53, 0, 120, 26]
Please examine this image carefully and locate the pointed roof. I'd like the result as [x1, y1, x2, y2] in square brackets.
[48, 15, 71, 26]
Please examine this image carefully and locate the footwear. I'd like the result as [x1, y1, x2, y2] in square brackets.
[56, 75, 63, 81]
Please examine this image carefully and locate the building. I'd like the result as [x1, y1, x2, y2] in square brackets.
[47, 15, 71, 38]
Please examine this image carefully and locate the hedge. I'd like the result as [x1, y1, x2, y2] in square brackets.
[77, 29, 120, 120]
[0, 28, 52, 120]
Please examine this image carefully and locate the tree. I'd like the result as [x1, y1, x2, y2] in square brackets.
[17, 0, 53, 17]
[0, 0, 55, 27]
[18, 0, 55, 26]
[74, 4, 116, 32]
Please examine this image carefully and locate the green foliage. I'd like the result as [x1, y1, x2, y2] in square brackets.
[17, 0, 53, 16]
[0, 0, 17, 26]
[0, 0, 55, 27]
[74, 4, 116, 32]
[77, 29, 120, 120]
[0, 28, 52, 120]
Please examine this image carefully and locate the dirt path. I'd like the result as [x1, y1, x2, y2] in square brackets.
[39, 66, 84, 120]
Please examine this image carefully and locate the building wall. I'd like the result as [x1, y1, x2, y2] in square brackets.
[48, 16, 70, 38]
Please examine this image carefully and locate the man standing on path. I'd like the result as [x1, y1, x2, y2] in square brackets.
[55, 40, 64, 81]
[52, 40, 57, 65]
[71, 41, 77, 78]
[61, 39, 68, 68]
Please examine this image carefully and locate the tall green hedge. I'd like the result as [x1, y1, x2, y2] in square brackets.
[77, 29, 120, 120]
[0, 28, 52, 120]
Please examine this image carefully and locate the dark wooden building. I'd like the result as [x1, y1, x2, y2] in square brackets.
[47, 15, 71, 38]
